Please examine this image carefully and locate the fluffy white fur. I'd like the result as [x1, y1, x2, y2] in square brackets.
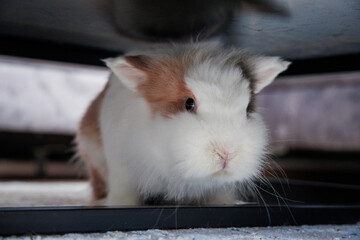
[82, 43, 289, 205]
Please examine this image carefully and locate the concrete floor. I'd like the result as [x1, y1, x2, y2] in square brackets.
[2, 225, 360, 240]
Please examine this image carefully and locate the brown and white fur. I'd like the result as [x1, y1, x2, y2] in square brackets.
[76, 43, 290, 206]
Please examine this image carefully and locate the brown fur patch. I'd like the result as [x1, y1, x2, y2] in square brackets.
[125, 56, 196, 117]
[78, 82, 109, 145]
[78, 82, 109, 200]
[88, 165, 107, 200]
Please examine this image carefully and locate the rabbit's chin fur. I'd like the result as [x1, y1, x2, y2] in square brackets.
[77, 43, 289, 206]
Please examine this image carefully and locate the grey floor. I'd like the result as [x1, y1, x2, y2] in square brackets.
[2, 225, 360, 240]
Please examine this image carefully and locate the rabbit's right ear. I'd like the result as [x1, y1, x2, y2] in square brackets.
[103, 55, 149, 92]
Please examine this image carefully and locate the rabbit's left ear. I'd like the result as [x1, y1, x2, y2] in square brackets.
[248, 56, 291, 93]
[103, 55, 149, 92]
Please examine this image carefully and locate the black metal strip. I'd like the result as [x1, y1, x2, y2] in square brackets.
[0, 35, 359, 75]
[0, 35, 119, 67]
[1, 205, 359, 236]
[282, 53, 360, 76]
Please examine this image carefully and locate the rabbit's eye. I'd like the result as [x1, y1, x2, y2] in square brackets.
[185, 98, 196, 112]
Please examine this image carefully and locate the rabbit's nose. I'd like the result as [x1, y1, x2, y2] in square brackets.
[210, 140, 237, 169]
[214, 148, 233, 169]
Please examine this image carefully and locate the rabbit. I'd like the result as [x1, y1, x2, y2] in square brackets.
[76, 43, 290, 206]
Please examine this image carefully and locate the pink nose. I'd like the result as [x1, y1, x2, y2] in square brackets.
[216, 150, 230, 169]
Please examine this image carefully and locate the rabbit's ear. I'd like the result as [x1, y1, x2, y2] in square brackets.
[248, 56, 291, 94]
[103, 55, 149, 92]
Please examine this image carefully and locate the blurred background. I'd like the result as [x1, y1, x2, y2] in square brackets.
[0, 0, 359, 206]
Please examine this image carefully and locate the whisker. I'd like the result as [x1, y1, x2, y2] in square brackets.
[268, 159, 288, 182]
[263, 156, 290, 197]
[255, 177, 299, 225]
[256, 179, 303, 204]
[264, 169, 290, 200]
[249, 180, 272, 225]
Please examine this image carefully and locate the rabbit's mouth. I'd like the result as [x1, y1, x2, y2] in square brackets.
[211, 169, 231, 178]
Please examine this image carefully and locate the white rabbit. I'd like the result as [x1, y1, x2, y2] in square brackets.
[76, 43, 290, 206]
